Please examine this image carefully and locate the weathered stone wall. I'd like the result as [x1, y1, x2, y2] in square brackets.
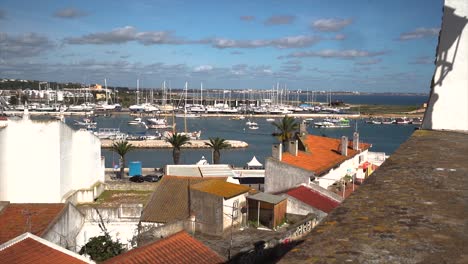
[265, 157, 312, 193]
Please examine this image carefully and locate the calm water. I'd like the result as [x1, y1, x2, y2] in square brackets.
[66, 115, 418, 168]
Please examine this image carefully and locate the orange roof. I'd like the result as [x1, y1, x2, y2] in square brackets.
[191, 180, 251, 199]
[0, 233, 90, 264]
[281, 135, 371, 175]
[141, 176, 227, 223]
[0, 203, 66, 244]
[104, 231, 224, 264]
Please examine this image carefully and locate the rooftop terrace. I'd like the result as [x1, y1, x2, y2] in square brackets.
[279, 130, 468, 263]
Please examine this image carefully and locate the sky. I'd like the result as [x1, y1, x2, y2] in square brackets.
[0, 0, 443, 92]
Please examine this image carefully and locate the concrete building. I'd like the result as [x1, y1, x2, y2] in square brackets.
[190, 179, 251, 235]
[422, 0, 468, 131]
[265, 132, 371, 193]
[0, 115, 105, 203]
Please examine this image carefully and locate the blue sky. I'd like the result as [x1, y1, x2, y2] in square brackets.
[0, 0, 443, 92]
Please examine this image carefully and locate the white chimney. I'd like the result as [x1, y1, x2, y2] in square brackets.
[288, 140, 298, 156]
[341, 136, 348, 156]
[353, 132, 360, 150]
[272, 143, 283, 161]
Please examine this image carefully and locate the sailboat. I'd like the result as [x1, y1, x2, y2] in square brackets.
[166, 82, 201, 139]
[96, 78, 119, 111]
[175, 82, 200, 118]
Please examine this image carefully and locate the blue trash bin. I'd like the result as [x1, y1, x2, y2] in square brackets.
[129, 161, 142, 176]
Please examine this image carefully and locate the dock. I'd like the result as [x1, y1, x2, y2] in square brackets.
[101, 139, 248, 149]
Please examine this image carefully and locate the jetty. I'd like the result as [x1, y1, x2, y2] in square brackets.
[101, 139, 248, 149]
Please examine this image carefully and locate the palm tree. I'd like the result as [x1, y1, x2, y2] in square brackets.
[165, 133, 190, 164]
[110, 140, 134, 179]
[272, 116, 300, 147]
[205, 137, 230, 164]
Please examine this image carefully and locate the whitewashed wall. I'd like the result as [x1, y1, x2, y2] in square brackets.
[0, 119, 104, 203]
[222, 193, 248, 231]
[422, 0, 468, 131]
[315, 150, 368, 189]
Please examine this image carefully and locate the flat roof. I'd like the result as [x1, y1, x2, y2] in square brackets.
[248, 192, 286, 205]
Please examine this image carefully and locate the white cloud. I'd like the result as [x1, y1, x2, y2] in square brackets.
[397, 27, 439, 41]
[311, 18, 353, 32]
[54, 8, 87, 19]
[264, 15, 296, 26]
[287, 49, 387, 59]
[193, 65, 213, 72]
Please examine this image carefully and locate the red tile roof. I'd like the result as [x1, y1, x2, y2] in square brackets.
[104, 231, 224, 264]
[282, 134, 371, 175]
[0, 203, 66, 244]
[0, 233, 90, 264]
[286, 185, 340, 213]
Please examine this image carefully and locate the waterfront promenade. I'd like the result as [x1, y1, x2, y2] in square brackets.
[100, 139, 248, 149]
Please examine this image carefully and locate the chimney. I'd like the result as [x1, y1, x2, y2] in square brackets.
[288, 140, 298, 156]
[353, 132, 360, 150]
[341, 136, 348, 156]
[299, 122, 307, 136]
[272, 143, 282, 161]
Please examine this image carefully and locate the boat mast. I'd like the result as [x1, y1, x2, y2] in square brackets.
[184, 82, 188, 134]
[104, 78, 108, 104]
[200, 82, 203, 106]
[136, 79, 140, 105]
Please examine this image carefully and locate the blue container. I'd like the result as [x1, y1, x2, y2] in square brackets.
[129, 161, 142, 176]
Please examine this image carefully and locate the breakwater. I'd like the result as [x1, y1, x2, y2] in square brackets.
[101, 139, 248, 149]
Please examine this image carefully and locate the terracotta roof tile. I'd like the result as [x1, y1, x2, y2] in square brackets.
[0, 203, 66, 244]
[0, 234, 90, 264]
[104, 231, 224, 264]
[141, 176, 226, 223]
[190, 180, 250, 199]
[286, 185, 340, 213]
[282, 135, 371, 175]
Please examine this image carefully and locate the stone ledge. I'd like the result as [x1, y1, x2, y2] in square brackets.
[279, 130, 468, 263]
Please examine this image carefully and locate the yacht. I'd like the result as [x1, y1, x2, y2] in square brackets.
[246, 120, 258, 126]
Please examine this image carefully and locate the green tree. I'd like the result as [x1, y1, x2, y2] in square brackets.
[272, 116, 299, 147]
[165, 133, 190, 164]
[205, 137, 230, 164]
[110, 140, 134, 178]
[79, 234, 125, 262]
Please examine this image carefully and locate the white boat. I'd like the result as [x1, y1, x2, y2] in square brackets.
[314, 119, 350, 128]
[128, 117, 144, 125]
[231, 115, 246, 120]
[246, 120, 258, 126]
[248, 125, 259, 130]
[94, 128, 127, 139]
[163, 130, 201, 140]
[266, 118, 275, 122]
[147, 118, 167, 125]
[75, 118, 97, 128]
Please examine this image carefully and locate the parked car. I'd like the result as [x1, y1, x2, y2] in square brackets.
[143, 173, 163, 182]
[129, 175, 145, 183]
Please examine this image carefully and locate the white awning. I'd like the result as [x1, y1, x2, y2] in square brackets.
[247, 156, 263, 167]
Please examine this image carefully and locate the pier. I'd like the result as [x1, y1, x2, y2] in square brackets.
[100, 139, 248, 149]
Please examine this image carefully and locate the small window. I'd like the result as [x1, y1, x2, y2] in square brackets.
[232, 200, 239, 220]
[359, 155, 364, 164]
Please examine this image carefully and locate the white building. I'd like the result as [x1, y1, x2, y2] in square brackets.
[0, 114, 105, 203]
[265, 132, 373, 193]
[422, 0, 468, 132]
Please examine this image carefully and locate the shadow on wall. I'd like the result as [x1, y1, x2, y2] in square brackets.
[423, 5, 468, 129]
